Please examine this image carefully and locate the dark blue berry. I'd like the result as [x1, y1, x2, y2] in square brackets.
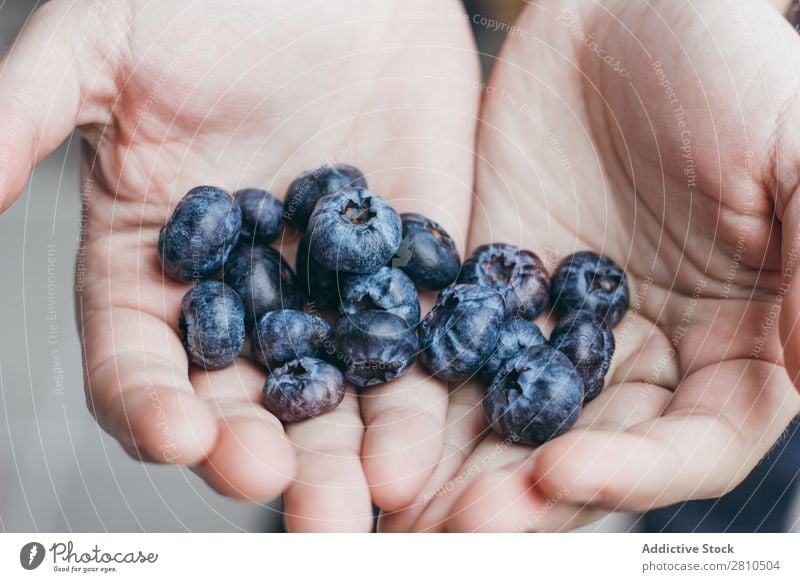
[339, 267, 420, 326]
[396, 213, 461, 290]
[223, 243, 303, 328]
[235, 188, 283, 244]
[252, 309, 330, 371]
[418, 284, 505, 382]
[264, 357, 346, 422]
[483, 345, 583, 446]
[479, 318, 546, 385]
[179, 281, 245, 370]
[159, 186, 241, 281]
[458, 243, 550, 320]
[307, 189, 402, 274]
[550, 311, 614, 402]
[551, 251, 629, 327]
[284, 164, 367, 230]
[326, 311, 417, 388]
[296, 232, 342, 310]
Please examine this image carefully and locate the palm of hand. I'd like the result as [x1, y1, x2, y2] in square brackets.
[49, 0, 479, 531]
[380, 0, 800, 532]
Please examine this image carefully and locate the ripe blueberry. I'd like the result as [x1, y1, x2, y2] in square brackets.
[263, 357, 346, 422]
[284, 164, 367, 230]
[550, 251, 629, 327]
[326, 311, 417, 388]
[339, 267, 420, 326]
[550, 310, 614, 402]
[307, 189, 402, 274]
[418, 284, 505, 382]
[223, 243, 303, 328]
[479, 318, 546, 385]
[396, 213, 461, 290]
[235, 188, 283, 244]
[458, 243, 550, 320]
[296, 232, 342, 310]
[252, 309, 330, 371]
[484, 345, 583, 446]
[179, 281, 245, 370]
[159, 186, 241, 281]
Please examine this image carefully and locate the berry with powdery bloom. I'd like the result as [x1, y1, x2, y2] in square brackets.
[307, 189, 402, 274]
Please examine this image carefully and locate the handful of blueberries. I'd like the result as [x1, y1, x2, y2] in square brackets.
[159, 164, 629, 446]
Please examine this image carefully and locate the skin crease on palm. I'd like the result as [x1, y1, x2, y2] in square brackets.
[0, 0, 480, 532]
[380, 0, 800, 532]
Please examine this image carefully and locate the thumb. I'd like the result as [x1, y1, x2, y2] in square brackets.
[779, 185, 800, 390]
[776, 95, 800, 391]
[0, 0, 116, 212]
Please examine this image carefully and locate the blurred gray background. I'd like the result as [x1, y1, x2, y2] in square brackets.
[1, 0, 796, 533]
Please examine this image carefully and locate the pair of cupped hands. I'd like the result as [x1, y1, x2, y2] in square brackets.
[2, 0, 800, 532]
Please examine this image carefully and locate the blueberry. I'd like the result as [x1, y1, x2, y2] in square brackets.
[418, 284, 505, 382]
[550, 251, 629, 327]
[296, 232, 342, 310]
[479, 318, 546, 385]
[458, 243, 550, 320]
[179, 281, 245, 370]
[252, 309, 330, 371]
[483, 345, 583, 446]
[550, 311, 614, 402]
[326, 311, 417, 388]
[284, 164, 367, 230]
[263, 357, 346, 422]
[223, 243, 303, 328]
[159, 186, 241, 281]
[307, 189, 402, 274]
[396, 213, 461, 290]
[339, 267, 420, 326]
[234, 188, 283, 244]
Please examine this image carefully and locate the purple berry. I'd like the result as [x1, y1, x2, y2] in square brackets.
[295, 232, 342, 310]
[307, 189, 402, 274]
[418, 284, 505, 381]
[284, 164, 367, 230]
[550, 310, 614, 402]
[326, 311, 417, 388]
[458, 243, 550, 320]
[159, 186, 241, 281]
[397, 213, 461, 290]
[264, 357, 346, 422]
[479, 318, 546, 385]
[223, 243, 303, 328]
[550, 251, 629, 327]
[252, 309, 329, 371]
[484, 345, 583, 446]
[339, 267, 420, 326]
[235, 188, 283, 244]
[179, 281, 245, 370]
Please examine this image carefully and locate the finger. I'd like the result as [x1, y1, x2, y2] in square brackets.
[446, 457, 606, 532]
[282, 388, 373, 532]
[443, 381, 671, 532]
[413, 432, 531, 532]
[0, 0, 113, 211]
[190, 359, 295, 501]
[533, 360, 800, 512]
[83, 304, 218, 466]
[378, 381, 486, 532]
[360, 367, 449, 511]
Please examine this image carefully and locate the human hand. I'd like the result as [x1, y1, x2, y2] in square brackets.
[0, 0, 479, 531]
[380, 0, 800, 531]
